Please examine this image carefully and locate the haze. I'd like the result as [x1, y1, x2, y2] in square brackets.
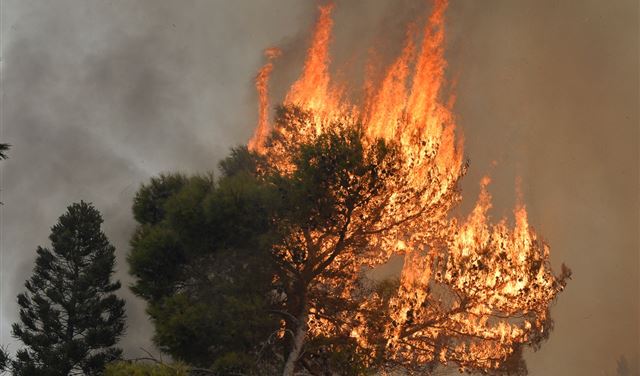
[1, 1, 637, 375]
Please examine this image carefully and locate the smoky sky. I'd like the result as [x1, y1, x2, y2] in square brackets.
[1, 1, 638, 375]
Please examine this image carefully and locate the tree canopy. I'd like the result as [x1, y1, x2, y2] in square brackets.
[6, 202, 126, 376]
[128, 106, 569, 376]
[0, 0, 574, 374]
[127, 2, 567, 374]
[128, 159, 280, 373]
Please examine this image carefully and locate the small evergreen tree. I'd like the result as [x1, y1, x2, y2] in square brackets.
[9, 201, 126, 375]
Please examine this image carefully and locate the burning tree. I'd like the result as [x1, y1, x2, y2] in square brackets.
[127, 1, 569, 374]
[247, 1, 570, 375]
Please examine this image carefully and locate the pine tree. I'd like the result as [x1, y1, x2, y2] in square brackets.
[9, 201, 126, 375]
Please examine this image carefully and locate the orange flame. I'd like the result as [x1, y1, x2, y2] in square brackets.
[284, 3, 349, 130]
[248, 0, 567, 372]
[248, 48, 281, 152]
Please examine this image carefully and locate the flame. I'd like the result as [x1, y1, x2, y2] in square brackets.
[284, 3, 351, 130]
[248, 47, 281, 152]
[247, 0, 567, 372]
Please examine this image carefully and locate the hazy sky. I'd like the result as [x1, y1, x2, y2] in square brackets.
[1, 1, 637, 375]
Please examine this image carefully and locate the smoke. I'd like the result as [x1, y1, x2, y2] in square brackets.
[0, 0, 314, 359]
[445, 1, 639, 375]
[1, 0, 637, 374]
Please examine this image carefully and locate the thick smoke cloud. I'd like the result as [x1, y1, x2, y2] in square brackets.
[0, 0, 313, 359]
[1, 1, 637, 375]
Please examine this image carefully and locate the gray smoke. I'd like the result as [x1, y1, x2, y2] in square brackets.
[0, 0, 314, 360]
[1, 1, 637, 375]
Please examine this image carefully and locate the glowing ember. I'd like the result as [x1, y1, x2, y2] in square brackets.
[248, 0, 569, 373]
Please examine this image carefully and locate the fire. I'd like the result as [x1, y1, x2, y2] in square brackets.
[284, 3, 343, 121]
[248, 47, 281, 153]
[248, 0, 568, 373]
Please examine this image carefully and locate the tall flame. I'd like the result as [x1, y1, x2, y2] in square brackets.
[248, 47, 281, 153]
[260, 0, 464, 207]
[248, 0, 567, 372]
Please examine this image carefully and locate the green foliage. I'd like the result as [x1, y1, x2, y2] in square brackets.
[163, 175, 215, 255]
[150, 248, 276, 368]
[210, 351, 260, 375]
[218, 146, 260, 178]
[128, 123, 393, 374]
[147, 295, 217, 364]
[204, 171, 275, 250]
[133, 174, 189, 225]
[104, 362, 188, 376]
[128, 147, 279, 370]
[9, 202, 126, 375]
[263, 120, 398, 252]
[128, 225, 185, 301]
[257, 107, 405, 374]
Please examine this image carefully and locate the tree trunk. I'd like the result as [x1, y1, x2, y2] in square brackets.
[282, 306, 309, 376]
